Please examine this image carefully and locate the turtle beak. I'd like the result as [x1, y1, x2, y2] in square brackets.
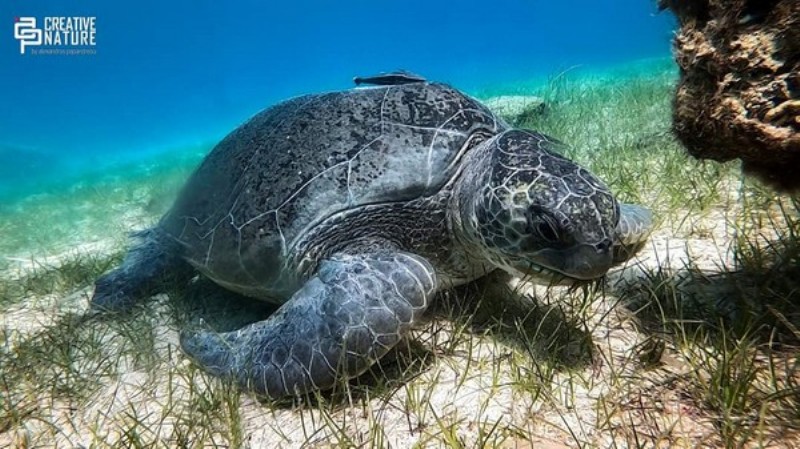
[525, 240, 614, 281]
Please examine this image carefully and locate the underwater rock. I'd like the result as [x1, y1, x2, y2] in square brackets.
[483, 95, 546, 126]
[659, 0, 800, 191]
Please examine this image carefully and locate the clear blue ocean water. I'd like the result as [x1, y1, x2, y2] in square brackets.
[1, 0, 675, 202]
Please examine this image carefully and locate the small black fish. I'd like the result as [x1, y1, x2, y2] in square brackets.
[353, 70, 426, 86]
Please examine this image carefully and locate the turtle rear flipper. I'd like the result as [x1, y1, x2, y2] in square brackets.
[353, 70, 426, 86]
[91, 228, 191, 313]
[180, 250, 437, 398]
[612, 203, 654, 265]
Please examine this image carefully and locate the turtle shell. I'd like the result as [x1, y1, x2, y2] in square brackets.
[161, 82, 504, 298]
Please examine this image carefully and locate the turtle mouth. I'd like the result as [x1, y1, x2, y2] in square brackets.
[507, 244, 615, 285]
[511, 262, 581, 286]
[507, 258, 612, 286]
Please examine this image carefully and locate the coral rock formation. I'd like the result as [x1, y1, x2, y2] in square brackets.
[659, 0, 800, 190]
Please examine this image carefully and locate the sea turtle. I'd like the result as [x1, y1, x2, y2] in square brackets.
[91, 72, 653, 399]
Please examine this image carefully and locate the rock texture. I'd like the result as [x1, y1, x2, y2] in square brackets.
[659, 0, 800, 190]
[483, 95, 546, 126]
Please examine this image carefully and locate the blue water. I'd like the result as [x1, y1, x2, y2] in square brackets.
[0, 0, 675, 201]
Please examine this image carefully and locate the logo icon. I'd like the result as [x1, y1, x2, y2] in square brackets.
[14, 17, 42, 54]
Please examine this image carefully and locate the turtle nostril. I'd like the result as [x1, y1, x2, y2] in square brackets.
[595, 239, 612, 253]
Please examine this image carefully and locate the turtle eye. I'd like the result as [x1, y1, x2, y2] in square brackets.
[535, 218, 560, 243]
[527, 206, 563, 244]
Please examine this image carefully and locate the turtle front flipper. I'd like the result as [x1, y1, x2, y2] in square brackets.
[353, 70, 426, 86]
[180, 251, 437, 399]
[612, 203, 654, 265]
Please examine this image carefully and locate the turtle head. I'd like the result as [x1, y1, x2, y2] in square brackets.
[457, 130, 621, 284]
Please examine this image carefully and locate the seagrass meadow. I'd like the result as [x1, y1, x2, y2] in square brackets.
[2, 60, 800, 448]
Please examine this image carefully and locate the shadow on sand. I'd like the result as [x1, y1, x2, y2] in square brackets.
[611, 223, 800, 348]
